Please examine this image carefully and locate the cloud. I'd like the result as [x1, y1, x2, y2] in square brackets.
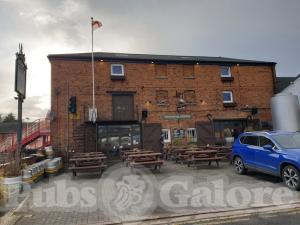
[0, 95, 49, 121]
[0, 0, 300, 119]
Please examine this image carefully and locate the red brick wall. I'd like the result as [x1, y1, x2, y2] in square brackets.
[50, 60, 275, 152]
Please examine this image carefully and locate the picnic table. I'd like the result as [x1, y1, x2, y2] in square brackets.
[70, 152, 104, 158]
[127, 152, 163, 172]
[121, 149, 153, 161]
[171, 148, 202, 163]
[68, 152, 107, 176]
[186, 150, 223, 167]
[210, 146, 232, 160]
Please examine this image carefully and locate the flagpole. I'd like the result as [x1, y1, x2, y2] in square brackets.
[91, 17, 95, 111]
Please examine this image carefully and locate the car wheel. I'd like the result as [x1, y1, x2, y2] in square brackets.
[282, 165, 300, 191]
[234, 157, 246, 174]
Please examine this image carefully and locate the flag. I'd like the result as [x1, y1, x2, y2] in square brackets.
[92, 20, 102, 30]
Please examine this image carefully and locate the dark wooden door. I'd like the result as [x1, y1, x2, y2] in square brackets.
[112, 95, 134, 121]
[142, 123, 162, 152]
[196, 122, 216, 146]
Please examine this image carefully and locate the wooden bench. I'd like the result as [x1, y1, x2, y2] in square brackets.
[68, 153, 107, 176]
[127, 153, 163, 172]
[129, 160, 164, 172]
[188, 157, 224, 167]
[186, 150, 223, 167]
[69, 164, 107, 176]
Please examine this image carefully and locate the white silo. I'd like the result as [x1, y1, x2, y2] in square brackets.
[271, 93, 300, 132]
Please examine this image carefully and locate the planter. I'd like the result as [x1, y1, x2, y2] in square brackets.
[0, 176, 22, 201]
[225, 137, 234, 146]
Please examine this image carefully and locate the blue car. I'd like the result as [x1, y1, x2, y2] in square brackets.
[232, 131, 300, 190]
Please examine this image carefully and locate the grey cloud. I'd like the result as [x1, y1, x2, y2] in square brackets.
[1, 0, 300, 119]
[0, 95, 48, 120]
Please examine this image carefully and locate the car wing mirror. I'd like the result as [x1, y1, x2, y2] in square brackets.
[262, 145, 273, 151]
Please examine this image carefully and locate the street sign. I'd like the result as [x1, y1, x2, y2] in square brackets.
[15, 44, 27, 99]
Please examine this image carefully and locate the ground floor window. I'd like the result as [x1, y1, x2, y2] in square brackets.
[213, 120, 247, 145]
[187, 128, 197, 143]
[162, 128, 171, 143]
[98, 124, 141, 151]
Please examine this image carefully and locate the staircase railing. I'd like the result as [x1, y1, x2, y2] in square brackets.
[0, 119, 50, 152]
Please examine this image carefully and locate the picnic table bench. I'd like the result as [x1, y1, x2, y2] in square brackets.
[127, 153, 163, 172]
[121, 149, 153, 161]
[186, 150, 223, 167]
[70, 152, 104, 158]
[68, 153, 107, 176]
[171, 148, 203, 163]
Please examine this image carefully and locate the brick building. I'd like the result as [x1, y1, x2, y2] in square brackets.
[48, 52, 276, 155]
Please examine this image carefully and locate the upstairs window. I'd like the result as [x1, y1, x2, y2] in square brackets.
[184, 90, 196, 104]
[156, 90, 169, 105]
[155, 64, 167, 78]
[222, 91, 233, 103]
[221, 66, 231, 77]
[183, 64, 195, 78]
[111, 64, 124, 76]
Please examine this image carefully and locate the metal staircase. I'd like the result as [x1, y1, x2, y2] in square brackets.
[0, 119, 50, 152]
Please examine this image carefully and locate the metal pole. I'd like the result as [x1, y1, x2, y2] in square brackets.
[16, 94, 23, 169]
[91, 17, 95, 110]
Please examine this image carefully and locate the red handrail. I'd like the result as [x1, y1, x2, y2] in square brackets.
[0, 119, 50, 152]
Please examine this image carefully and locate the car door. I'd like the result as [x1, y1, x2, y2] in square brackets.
[254, 136, 280, 175]
[241, 135, 259, 168]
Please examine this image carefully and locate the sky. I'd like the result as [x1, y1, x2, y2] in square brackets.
[0, 0, 300, 120]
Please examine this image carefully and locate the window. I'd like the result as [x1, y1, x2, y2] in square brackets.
[243, 136, 259, 146]
[156, 90, 169, 105]
[272, 133, 300, 149]
[187, 128, 197, 143]
[240, 136, 246, 144]
[162, 129, 171, 143]
[259, 136, 275, 148]
[183, 64, 194, 78]
[156, 64, 167, 77]
[184, 90, 196, 104]
[223, 91, 233, 103]
[221, 66, 231, 77]
[111, 64, 124, 76]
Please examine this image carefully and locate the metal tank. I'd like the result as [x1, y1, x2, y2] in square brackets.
[271, 93, 300, 132]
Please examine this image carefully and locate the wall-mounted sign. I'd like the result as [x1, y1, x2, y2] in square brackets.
[173, 129, 185, 138]
[162, 114, 191, 120]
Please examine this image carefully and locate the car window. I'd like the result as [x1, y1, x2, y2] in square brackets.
[239, 136, 246, 143]
[243, 136, 259, 146]
[259, 136, 275, 147]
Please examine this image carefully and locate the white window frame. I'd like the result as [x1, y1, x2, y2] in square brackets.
[223, 91, 234, 103]
[111, 64, 125, 76]
[187, 128, 197, 143]
[162, 129, 171, 143]
[220, 66, 231, 77]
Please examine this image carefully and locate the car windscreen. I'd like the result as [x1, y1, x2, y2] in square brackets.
[272, 133, 300, 149]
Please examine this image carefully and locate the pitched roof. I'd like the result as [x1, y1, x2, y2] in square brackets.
[276, 76, 299, 93]
[48, 52, 276, 65]
[0, 122, 34, 134]
[0, 122, 18, 134]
